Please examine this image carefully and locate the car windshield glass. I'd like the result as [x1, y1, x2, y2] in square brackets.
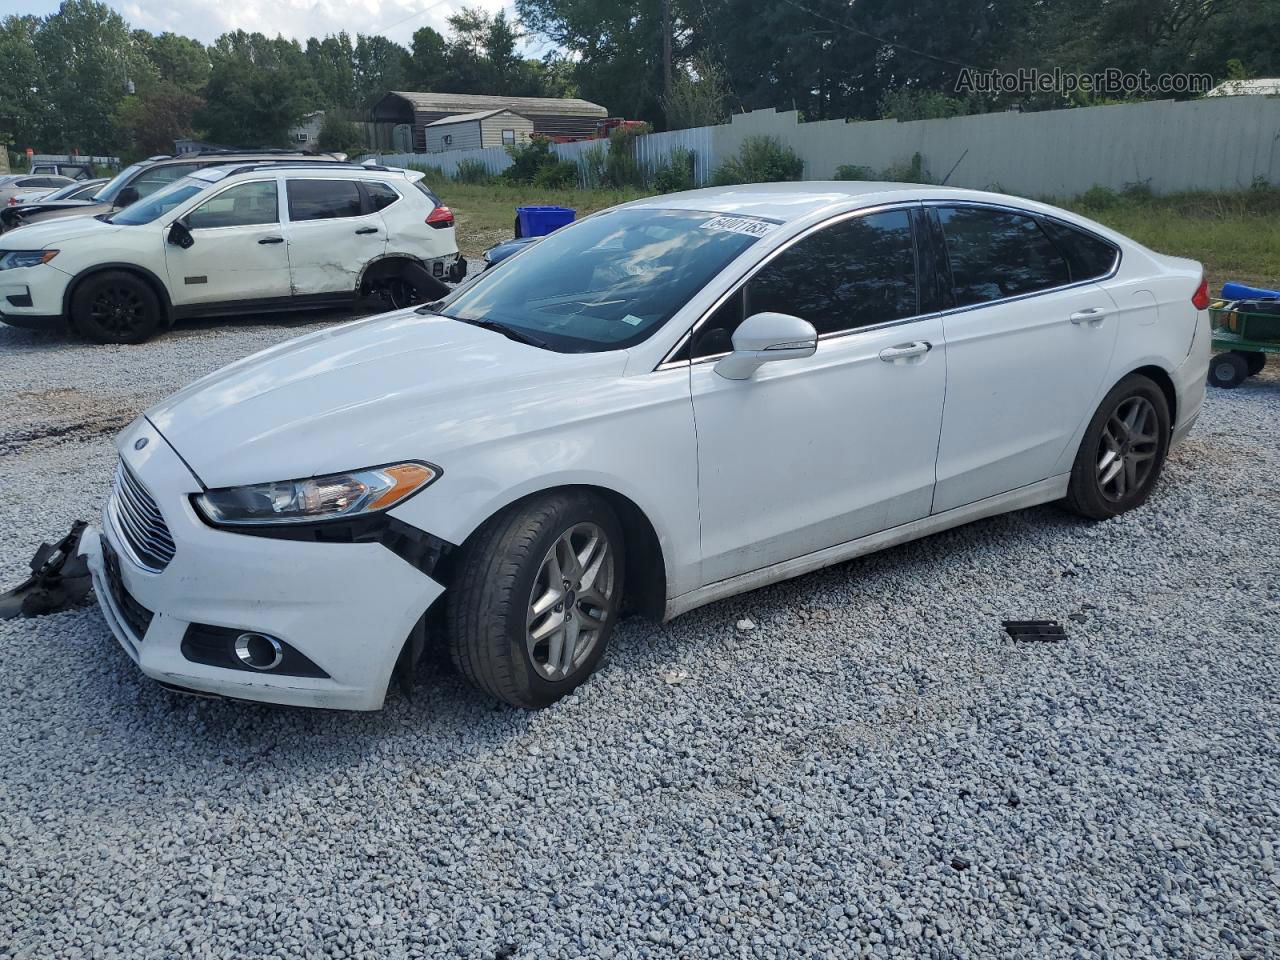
[110, 179, 206, 225]
[94, 162, 149, 202]
[436, 208, 771, 352]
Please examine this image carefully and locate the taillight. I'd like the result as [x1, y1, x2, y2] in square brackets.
[426, 205, 454, 229]
[1191, 276, 1210, 310]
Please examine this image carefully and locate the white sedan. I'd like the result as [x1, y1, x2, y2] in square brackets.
[82, 183, 1211, 710]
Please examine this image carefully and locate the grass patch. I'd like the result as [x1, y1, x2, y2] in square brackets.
[1062, 187, 1280, 293]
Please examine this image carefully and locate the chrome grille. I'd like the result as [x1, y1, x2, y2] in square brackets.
[109, 460, 176, 572]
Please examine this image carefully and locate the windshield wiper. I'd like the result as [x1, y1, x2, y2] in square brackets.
[420, 309, 549, 349]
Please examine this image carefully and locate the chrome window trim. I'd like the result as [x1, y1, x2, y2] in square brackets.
[656, 198, 1123, 371]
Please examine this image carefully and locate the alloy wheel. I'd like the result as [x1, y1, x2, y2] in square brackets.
[1096, 395, 1159, 501]
[89, 286, 145, 337]
[526, 522, 616, 681]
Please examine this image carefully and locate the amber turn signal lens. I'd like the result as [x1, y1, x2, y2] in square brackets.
[368, 463, 437, 510]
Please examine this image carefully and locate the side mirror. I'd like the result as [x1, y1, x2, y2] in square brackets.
[114, 186, 140, 208]
[167, 220, 194, 249]
[714, 312, 818, 380]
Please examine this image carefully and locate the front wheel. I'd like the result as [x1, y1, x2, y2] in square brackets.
[1244, 351, 1267, 377]
[1065, 374, 1171, 520]
[70, 270, 163, 344]
[446, 492, 625, 708]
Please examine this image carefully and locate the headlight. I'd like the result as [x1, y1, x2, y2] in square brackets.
[194, 462, 438, 526]
[0, 250, 59, 270]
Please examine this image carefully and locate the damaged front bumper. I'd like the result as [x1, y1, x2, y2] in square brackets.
[82, 417, 446, 711]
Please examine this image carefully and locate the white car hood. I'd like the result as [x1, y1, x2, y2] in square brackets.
[146, 309, 628, 489]
[0, 213, 122, 248]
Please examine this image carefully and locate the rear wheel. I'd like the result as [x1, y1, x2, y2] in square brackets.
[70, 271, 162, 344]
[446, 492, 624, 708]
[1208, 351, 1249, 389]
[1065, 373, 1170, 520]
[1244, 351, 1267, 377]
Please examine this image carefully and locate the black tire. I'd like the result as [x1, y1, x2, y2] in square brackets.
[1208, 351, 1249, 389]
[1244, 351, 1267, 377]
[1065, 373, 1171, 520]
[446, 491, 625, 708]
[70, 270, 163, 344]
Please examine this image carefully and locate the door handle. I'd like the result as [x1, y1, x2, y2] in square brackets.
[355, 227, 379, 235]
[258, 236, 284, 245]
[1070, 307, 1109, 324]
[879, 341, 932, 362]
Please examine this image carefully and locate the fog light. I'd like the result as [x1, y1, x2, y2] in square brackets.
[234, 632, 284, 670]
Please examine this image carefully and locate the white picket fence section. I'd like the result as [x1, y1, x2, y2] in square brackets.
[634, 126, 716, 184]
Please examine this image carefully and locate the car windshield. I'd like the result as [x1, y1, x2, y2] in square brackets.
[44, 181, 90, 201]
[93, 161, 150, 203]
[435, 208, 772, 352]
[110, 178, 207, 226]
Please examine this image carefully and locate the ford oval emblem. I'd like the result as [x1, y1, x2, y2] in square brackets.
[134, 437, 148, 451]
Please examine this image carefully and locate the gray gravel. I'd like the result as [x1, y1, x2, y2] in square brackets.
[1, 316, 1278, 959]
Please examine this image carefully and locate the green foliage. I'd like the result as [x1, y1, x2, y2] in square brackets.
[453, 158, 493, 184]
[1121, 180, 1155, 203]
[1076, 185, 1121, 210]
[879, 87, 983, 121]
[602, 125, 648, 188]
[664, 56, 729, 130]
[503, 137, 556, 183]
[198, 31, 316, 147]
[577, 144, 608, 188]
[407, 163, 449, 189]
[652, 147, 696, 193]
[112, 87, 203, 158]
[533, 158, 579, 188]
[711, 136, 804, 186]
[881, 152, 933, 184]
[134, 31, 209, 93]
[834, 164, 875, 181]
[317, 113, 365, 156]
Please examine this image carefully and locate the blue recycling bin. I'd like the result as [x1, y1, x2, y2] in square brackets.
[515, 205, 575, 238]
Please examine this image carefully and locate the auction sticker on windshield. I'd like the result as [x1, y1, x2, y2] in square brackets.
[700, 215, 776, 238]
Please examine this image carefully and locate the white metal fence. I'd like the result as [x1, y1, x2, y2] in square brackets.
[365, 95, 1279, 197]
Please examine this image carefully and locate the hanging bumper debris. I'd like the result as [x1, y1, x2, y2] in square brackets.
[0, 520, 92, 620]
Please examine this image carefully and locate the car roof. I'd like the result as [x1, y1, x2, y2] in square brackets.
[624, 181, 1073, 224]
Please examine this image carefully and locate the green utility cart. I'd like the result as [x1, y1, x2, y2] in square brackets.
[1209, 297, 1280, 388]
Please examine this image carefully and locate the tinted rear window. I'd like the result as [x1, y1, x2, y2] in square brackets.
[287, 179, 364, 221]
[1041, 219, 1119, 282]
[938, 206, 1071, 306]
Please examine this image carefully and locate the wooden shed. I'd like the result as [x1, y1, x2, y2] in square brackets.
[424, 109, 535, 153]
[371, 91, 609, 152]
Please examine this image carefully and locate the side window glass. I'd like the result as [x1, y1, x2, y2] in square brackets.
[287, 180, 364, 221]
[132, 163, 197, 199]
[1040, 219, 1119, 282]
[365, 182, 400, 212]
[938, 206, 1071, 306]
[187, 181, 279, 229]
[744, 210, 918, 336]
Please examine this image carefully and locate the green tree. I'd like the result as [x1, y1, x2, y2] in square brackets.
[408, 25, 446, 89]
[198, 31, 317, 147]
[0, 16, 45, 150]
[664, 56, 729, 129]
[352, 34, 411, 106]
[135, 30, 209, 93]
[112, 87, 204, 157]
[306, 33, 356, 108]
[317, 112, 365, 156]
[34, 0, 152, 151]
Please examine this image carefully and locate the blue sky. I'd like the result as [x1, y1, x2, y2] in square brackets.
[0, 0, 543, 51]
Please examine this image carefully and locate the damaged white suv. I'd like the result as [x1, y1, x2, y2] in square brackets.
[0, 162, 461, 342]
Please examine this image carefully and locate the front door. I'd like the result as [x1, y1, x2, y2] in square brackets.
[689, 207, 948, 584]
[164, 178, 291, 307]
[928, 204, 1122, 513]
[282, 178, 387, 296]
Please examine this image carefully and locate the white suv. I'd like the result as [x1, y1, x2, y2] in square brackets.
[0, 163, 462, 342]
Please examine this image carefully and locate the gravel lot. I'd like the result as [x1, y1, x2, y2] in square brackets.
[1, 314, 1278, 959]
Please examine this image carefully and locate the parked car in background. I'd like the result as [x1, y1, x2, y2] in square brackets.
[1, 178, 110, 233]
[0, 162, 462, 341]
[80, 183, 1210, 712]
[7, 150, 346, 230]
[29, 160, 96, 180]
[8, 177, 107, 206]
[0, 175, 76, 205]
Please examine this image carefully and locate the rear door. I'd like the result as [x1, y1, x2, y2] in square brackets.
[282, 178, 388, 296]
[929, 204, 1121, 512]
[164, 178, 292, 307]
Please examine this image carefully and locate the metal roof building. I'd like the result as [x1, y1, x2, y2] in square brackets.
[371, 91, 609, 151]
